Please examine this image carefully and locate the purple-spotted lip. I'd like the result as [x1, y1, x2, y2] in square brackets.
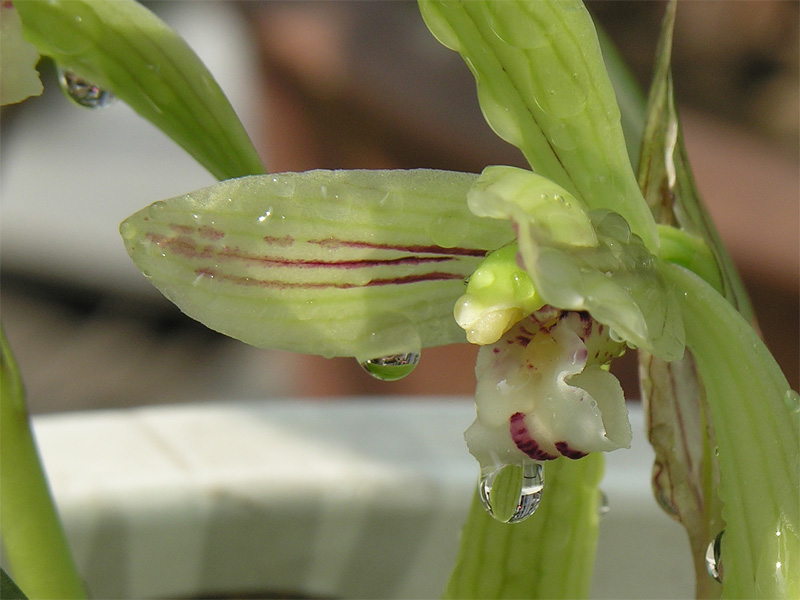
[510, 412, 588, 460]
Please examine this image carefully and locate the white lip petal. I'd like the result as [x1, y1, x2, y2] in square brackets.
[466, 309, 630, 470]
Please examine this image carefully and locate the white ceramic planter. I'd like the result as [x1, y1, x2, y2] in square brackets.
[34, 399, 693, 599]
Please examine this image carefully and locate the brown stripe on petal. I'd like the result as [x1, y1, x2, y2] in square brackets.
[194, 269, 465, 290]
[167, 223, 225, 240]
[149, 232, 463, 271]
[263, 235, 294, 247]
[198, 225, 225, 240]
[309, 238, 487, 257]
[216, 247, 455, 269]
[170, 224, 195, 235]
[146, 233, 214, 259]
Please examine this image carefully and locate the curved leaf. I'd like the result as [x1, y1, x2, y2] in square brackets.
[664, 263, 799, 599]
[418, 0, 658, 252]
[16, 0, 265, 180]
[121, 169, 514, 358]
[637, 1, 752, 319]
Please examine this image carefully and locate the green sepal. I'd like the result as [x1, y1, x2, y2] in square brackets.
[444, 455, 603, 599]
[664, 263, 799, 599]
[121, 169, 514, 358]
[418, 0, 658, 252]
[16, 0, 265, 181]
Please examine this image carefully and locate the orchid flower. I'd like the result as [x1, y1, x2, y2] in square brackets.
[6, 1, 798, 599]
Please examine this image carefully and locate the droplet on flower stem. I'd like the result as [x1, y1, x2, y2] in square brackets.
[359, 352, 420, 381]
[479, 461, 544, 523]
[705, 530, 724, 583]
[597, 490, 610, 517]
[57, 67, 116, 109]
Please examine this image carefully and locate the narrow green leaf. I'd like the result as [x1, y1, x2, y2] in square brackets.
[16, 0, 265, 181]
[664, 263, 799, 599]
[0, 328, 87, 600]
[444, 455, 603, 599]
[121, 169, 513, 358]
[418, 0, 658, 252]
[637, 1, 752, 319]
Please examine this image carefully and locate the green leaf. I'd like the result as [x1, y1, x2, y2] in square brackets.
[121, 169, 513, 358]
[16, 0, 265, 181]
[1, 328, 87, 600]
[595, 24, 647, 171]
[418, 0, 658, 252]
[664, 263, 799, 599]
[444, 455, 603, 599]
[637, 1, 752, 319]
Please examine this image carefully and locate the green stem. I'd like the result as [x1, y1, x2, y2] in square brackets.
[0, 328, 87, 600]
[444, 454, 604, 599]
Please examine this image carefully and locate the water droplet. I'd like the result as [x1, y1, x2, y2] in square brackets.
[355, 313, 422, 381]
[119, 220, 136, 241]
[428, 211, 469, 248]
[705, 530, 724, 583]
[147, 201, 167, 219]
[477, 84, 524, 148]
[784, 389, 800, 414]
[548, 121, 577, 150]
[359, 352, 420, 381]
[529, 46, 587, 118]
[57, 67, 116, 109]
[379, 191, 404, 212]
[486, 3, 548, 49]
[257, 207, 273, 223]
[597, 490, 610, 517]
[479, 461, 544, 523]
[271, 177, 296, 198]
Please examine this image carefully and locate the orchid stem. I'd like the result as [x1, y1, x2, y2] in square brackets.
[0, 327, 87, 600]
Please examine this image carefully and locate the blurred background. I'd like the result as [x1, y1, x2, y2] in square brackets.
[1, 0, 797, 414]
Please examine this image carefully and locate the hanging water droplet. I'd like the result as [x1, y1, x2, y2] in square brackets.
[597, 490, 610, 517]
[57, 67, 116, 109]
[359, 352, 420, 381]
[705, 530, 724, 583]
[479, 461, 544, 523]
